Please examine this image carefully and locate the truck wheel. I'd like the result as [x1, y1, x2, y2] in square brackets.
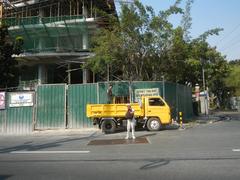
[101, 119, 116, 134]
[147, 118, 161, 131]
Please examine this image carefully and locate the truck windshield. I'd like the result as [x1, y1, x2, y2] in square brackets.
[149, 98, 165, 106]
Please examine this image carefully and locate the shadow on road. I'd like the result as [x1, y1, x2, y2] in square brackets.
[0, 132, 100, 154]
[1, 157, 239, 171]
[140, 159, 170, 170]
[0, 175, 12, 180]
[139, 156, 240, 170]
[109, 124, 180, 135]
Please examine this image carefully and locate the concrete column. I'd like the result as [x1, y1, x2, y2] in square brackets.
[38, 8, 44, 51]
[82, 32, 89, 50]
[90, 0, 93, 18]
[77, 0, 79, 15]
[82, 0, 89, 50]
[92, 72, 95, 83]
[82, 67, 90, 84]
[82, 68, 87, 84]
[38, 65, 47, 85]
[82, 0, 88, 17]
[68, 64, 71, 84]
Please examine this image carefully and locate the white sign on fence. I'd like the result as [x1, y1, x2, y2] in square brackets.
[135, 88, 159, 102]
[9, 92, 34, 107]
[0, 92, 5, 110]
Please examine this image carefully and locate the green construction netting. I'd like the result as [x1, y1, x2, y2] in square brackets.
[3, 15, 88, 53]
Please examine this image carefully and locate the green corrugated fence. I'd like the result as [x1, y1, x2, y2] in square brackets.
[95, 81, 193, 121]
[68, 84, 97, 128]
[0, 92, 33, 134]
[0, 81, 194, 134]
[0, 110, 6, 133]
[6, 106, 33, 134]
[35, 84, 66, 129]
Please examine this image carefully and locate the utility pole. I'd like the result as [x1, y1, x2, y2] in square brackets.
[161, 75, 165, 100]
[201, 58, 208, 115]
[107, 64, 110, 82]
[202, 65, 206, 96]
[0, 1, 3, 24]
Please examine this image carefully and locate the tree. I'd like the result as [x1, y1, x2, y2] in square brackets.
[165, 27, 189, 83]
[87, 0, 183, 81]
[225, 64, 240, 96]
[0, 25, 21, 89]
[229, 59, 240, 65]
[206, 47, 230, 107]
[88, 0, 230, 108]
[181, 0, 194, 42]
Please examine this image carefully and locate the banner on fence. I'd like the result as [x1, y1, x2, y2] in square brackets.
[134, 88, 159, 102]
[9, 92, 34, 107]
[0, 92, 5, 109]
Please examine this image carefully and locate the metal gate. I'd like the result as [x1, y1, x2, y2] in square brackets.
[35, 84, 67, 129]
[0, 111, 5, 133]
[67, 84, 98, 128]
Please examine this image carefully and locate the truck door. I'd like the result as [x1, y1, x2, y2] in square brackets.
[145, 97, 170, 124]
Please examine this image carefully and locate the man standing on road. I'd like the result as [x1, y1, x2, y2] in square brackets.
[125, 104, 136, 140]
[107, 84, 113, 104]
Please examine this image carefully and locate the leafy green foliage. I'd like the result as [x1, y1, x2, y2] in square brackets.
[181, 0, 194, 42]
[229, 59, 240, 65]
[88, 0, 230, 107]
[225, 65, 240, 96]
[88, 0, 183, 81]
[194, 28, 224, 42]
[0, 25, 20, 89]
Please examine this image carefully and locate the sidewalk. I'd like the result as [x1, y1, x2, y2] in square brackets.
[195, 114, 220, 124]
[175, 110, 231, 129]
[194, 110, 239, 124]
[33, 128, 99, 135]
[2, 111, 237, 137]
[0, 128, 100, 137]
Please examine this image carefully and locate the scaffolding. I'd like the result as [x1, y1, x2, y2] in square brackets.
[4, 15, 89, 53]
[1, 0, 117, 86]
[3, 0, 116, 18]
[1, 0, 116, 53]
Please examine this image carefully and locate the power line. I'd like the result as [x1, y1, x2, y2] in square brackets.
[220, 38, 240, 52]
[219, 32, 240, 51]
[216, 23, 240, 52]
[114, 0, 134, 4]
[216, 23, 240, 45]
[219, 35, 240, 50]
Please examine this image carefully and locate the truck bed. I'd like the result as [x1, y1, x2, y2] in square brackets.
[86, 103, 144, 118]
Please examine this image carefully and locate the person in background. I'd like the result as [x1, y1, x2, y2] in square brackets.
[138, 95, 143, 108]
[125, 104, 136, 140]
[107, 84, 113, 104]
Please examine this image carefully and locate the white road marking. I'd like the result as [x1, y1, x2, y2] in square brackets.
[232, 149, 240, 152]
[10, 151, 90, 154]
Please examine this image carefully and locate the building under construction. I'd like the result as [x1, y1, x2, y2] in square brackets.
[0, 0, 116, 90]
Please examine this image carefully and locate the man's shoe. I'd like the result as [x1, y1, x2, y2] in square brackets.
[125, 136, 129, 140]
[132, 136, 136, 140]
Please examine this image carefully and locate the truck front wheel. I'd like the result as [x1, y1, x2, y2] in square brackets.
[147, 118, 161, 131]
[101, 119, 116, 134]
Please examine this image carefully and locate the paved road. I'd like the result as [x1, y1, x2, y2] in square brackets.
[0, 113, 239, 180]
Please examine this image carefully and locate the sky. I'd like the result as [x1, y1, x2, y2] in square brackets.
[116, 0, 240, 61]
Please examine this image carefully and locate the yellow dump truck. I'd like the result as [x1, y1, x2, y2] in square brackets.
[86, 96, 171, 133]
